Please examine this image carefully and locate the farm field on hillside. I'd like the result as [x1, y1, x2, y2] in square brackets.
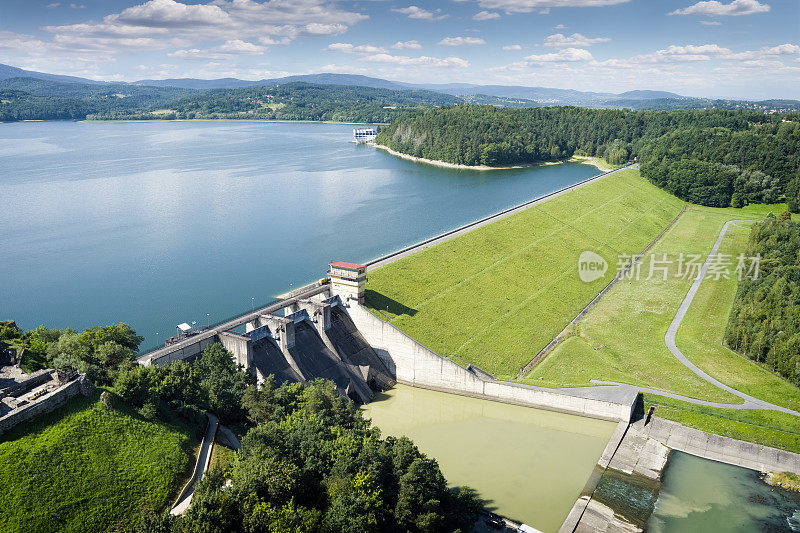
[365, 168, 685, 378]
[0, 393, 196, 533]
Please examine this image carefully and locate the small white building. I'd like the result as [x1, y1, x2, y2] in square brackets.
[353, 127, 377, 143]
[328, 261, 367, 304]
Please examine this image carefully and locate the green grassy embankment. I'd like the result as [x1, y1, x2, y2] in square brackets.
[366, 168, 685, 378]
[365, 167, 800, 452]
[0, 392, 197, 533]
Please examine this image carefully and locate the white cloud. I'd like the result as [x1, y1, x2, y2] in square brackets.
[543, 33, 610, 47]
[699, 20, 722, 25]
[463, 0, 631, 15]
[41, 0, 367, 55]
[438, 36, 487, 46]
[524, 47, 593, 63]
[70, 3, 85, 8]
[361, 53, 469, 68]
[473, 10, 501, 19]
[391, 6, 449, 20]
[324, 42, 388, 54]
[634, 43, 732, 62]
[497, 46, 593, 69]
[217, 39, 266, 54]
[304, 23, 348, 35]
[47, 3, 60, 8]
[554, 23, 567, 29]
[391, 40, 423, 50]
[169, 39, 267, 60]
[670, 0, 770, 16]
[503, 44, 522, 50]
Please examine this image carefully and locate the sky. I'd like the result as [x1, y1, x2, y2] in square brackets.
[0, 0, 798, 99]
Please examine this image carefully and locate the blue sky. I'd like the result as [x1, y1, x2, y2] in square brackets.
[0, 0, 798, 99]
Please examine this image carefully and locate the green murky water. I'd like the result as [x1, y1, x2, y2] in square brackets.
[649, 451, 800, 532]
[361, 384, 616, 532]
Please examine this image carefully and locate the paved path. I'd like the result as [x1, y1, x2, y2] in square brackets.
[171, 413, 219, 515]
[662, 220, 799, 415]
[596, 220, 799, 415]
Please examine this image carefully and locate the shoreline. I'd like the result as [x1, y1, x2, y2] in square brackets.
[372, 143, 610, 171]
[80, 118, 388, 126]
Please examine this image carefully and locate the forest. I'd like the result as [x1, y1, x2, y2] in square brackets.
[0, 77, 460, 124]
[375, 105, 800, 208]
[0, 322, 481, 532]
[725, 213, 800, 384]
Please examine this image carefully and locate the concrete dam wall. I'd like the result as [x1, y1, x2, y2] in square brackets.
[229, 296, 395, 403]
[345, 302, 636, 422]
[140, 280, 634, 421]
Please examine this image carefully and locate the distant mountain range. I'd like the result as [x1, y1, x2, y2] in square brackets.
[0, 63, 690, 108]
[1, 63, 798, 113]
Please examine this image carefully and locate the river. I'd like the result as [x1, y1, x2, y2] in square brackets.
[0, 120, 597, 347]
[649, 451, 800, 532]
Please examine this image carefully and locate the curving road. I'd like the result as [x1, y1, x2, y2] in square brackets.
[661, 220, 798, 415]
[593, 219, 799, 416]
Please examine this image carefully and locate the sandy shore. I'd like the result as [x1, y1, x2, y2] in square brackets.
[373, 143, 611, 172]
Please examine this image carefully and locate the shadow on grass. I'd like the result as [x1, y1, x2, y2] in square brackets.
[364, 290, 418, 318]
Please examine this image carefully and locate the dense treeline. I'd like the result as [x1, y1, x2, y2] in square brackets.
[0, 89, 91, 121]
[0, 77, 192, 111]
[725, 214, 800, 383]
[375, 105, 800, 208]
[91, 82, 460, 123]
[2, 322, 481, 532]
[0, 78, 458, 123]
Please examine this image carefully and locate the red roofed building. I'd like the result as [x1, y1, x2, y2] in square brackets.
[328, 261, 367, 304]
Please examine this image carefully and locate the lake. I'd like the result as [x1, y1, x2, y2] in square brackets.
[362, 384, 615, 532]
[0, 120, 597, 347]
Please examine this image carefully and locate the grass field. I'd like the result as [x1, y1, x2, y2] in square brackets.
[365, 168, 685, 378]
[526, 204, 795, 403]
[0, 393, 196, 533]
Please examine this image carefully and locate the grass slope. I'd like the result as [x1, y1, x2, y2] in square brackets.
[527, 205, 794, 402]
[0, 393, 196, 533]
[366, 168, 685, 378]
[366, 167, 800, 452]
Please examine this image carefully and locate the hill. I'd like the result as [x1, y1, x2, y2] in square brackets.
[375, 105, 800, 208]
[0, 63, 102, 85]
[90, 82, 462, 122]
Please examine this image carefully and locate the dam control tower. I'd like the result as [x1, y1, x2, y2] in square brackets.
[328, 261, 367, 304]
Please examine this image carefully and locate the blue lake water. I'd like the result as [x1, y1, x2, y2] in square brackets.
[0, 120, 597, 348]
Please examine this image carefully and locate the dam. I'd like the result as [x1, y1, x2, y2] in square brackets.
[136, 260, 637, 530]
[137, 261, 637, 423]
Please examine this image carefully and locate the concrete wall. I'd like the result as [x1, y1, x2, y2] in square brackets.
[647, 416, 800, 475]
[0, 374, 94, 437]
[218, 332, 252, 368]
[346, 303, 635, 422]
[149, 336, 219, 366]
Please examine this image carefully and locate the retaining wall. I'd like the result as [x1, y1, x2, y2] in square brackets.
[0, 374, 94, 437]
[347, 304, 635, 422]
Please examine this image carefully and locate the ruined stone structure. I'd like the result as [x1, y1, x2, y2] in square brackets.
[0, 370, 94, 437]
